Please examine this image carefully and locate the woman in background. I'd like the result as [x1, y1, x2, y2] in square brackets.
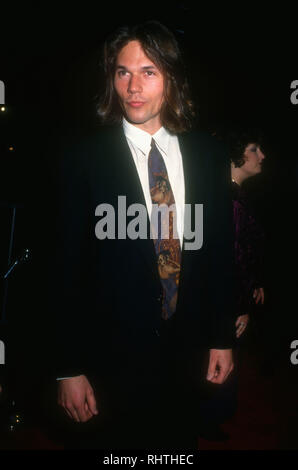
[198, 128, 266, 441]
[230, 130, 266, 340]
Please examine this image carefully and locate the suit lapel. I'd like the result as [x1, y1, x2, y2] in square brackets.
[179, 131, 207, 212]
[117, 130, 160, 277]
[178, 131, 207, 293]
[99, 127, 160, 280]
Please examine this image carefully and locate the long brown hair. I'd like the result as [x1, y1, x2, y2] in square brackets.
[97, 20, 195, 134]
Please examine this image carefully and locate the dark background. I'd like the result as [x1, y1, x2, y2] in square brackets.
[0, 1, 297, 441]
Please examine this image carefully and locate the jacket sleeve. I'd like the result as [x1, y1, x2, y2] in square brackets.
[206, 137, 236, 349]
[49, 137, 95, 378]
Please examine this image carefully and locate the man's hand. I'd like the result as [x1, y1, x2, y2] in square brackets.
[253, 287, 265, 304]
[235, 314, 249, 338]
[57, 375, 98, 422]
[206, 349, 233, 384]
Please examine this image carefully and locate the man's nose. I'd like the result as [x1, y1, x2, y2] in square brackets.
[128, 74, 142, 93]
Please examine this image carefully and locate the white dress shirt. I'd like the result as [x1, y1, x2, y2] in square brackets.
[123, 118, 185, 247]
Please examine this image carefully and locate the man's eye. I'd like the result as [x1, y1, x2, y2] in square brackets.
[118, 70, 128, 77]
[145, 71, 155, 76]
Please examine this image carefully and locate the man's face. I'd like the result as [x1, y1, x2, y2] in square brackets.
[114, 40, 165, 135]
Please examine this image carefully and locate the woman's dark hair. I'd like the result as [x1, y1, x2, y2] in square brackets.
[214, 126, 264, 167]
[97, 20, 195, 134]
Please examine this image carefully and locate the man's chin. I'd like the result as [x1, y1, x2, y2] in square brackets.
[125, 113, 147, 125]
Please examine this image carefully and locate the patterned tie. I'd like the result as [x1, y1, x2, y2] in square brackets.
[148, 139, 181, 320]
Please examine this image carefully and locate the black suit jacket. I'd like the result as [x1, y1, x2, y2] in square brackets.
[50, 125, 235, 379]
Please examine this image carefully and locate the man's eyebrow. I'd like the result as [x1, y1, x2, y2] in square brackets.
[141, 65, 157, 70]
[115, 65, 158, 70]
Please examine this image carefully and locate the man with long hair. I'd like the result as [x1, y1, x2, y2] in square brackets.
[54, 20, 235, 449]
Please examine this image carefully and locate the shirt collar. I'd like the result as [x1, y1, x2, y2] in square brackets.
[123, 117, 170, 156]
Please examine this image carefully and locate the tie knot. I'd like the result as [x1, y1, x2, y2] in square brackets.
[150, 138, 157, 150]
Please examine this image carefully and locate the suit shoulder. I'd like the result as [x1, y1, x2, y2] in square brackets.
[56, 125, 124, 172]
[190, 128, 227, 151]
[179, 128, 229, 165]
[58, 125, 123, 154]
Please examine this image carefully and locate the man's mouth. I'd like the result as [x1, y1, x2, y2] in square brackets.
[127, 101, 145, 108]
